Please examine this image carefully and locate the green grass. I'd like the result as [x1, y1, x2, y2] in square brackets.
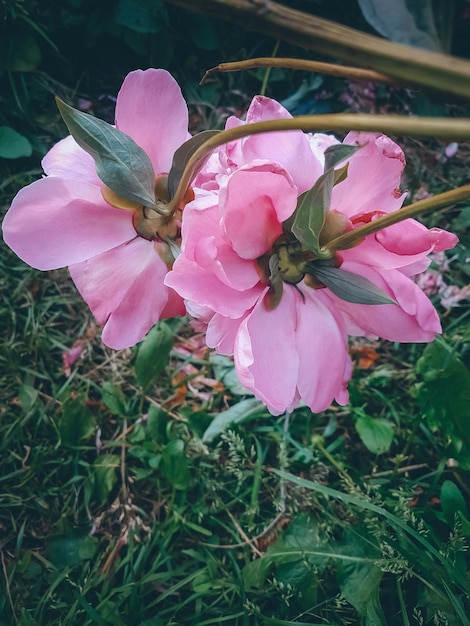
[2, 82, 470, 626]
[1, 202, 470, 624]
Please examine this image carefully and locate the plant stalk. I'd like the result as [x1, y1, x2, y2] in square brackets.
[167, 115, 470, 213]
[202, 57, 395, 85]
[164, 0, 470, 99]
[325, 185, 470, 254]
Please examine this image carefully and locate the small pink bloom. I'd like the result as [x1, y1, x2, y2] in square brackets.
[439, 284, 470, 308]
[415, 269, 446, 296]
[2, 69, 188, 349]
[445, 142, 458, 158]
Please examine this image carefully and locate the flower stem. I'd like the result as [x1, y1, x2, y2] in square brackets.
[201, 57, 395, 85]
[167, 115, 470, 213]
[324, 185, 470, 254]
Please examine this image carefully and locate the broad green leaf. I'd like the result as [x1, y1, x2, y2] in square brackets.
[0, 126, 32, 159]
[306, 265, 396, 305]
[336, 526, 386, 626]
[440, 480, 469, 528]
[266, 515, 332, 569]
[59, 396, 96, 447]
[134, 321, 174, 390]
[355, 415, 394, 455]
[358, 0, 441, 52]
[56, 98, 157, 208]
[323, 143, 361, 172]
[161, 439, 190, 489]
[416, 338, 470, 463]
[47, 529, 98, 568]
[202, 398, 266, 443]
[18, 383, 38, 412]
[291, 164, 349, 255]
[147, 404, 170, 443]
[291, 178, 327, 254]
[242, 557, 273, 590]
[101, 382, 127, 416]
[167, 129, 220, 199]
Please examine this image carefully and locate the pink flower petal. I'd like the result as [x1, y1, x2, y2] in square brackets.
[241, 96, 323, 193]
[166, 254, 264, 318]
[221, 162, 297, 259]
[328, 261, 441, 342]
[342, 219, 458, 271]
[2, 177, 136, 270]
[206, 312, 243, 355]
[42, 135, 101, 186]
[181, 195, 260, 290]
[69, 238, 174, 349]
[331, 132, 405, 218]
[234, 287, 299, 415]
[296, 286, 350, 412]
[115, 69, 190, 175]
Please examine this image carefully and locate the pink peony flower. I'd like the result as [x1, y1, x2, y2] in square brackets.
[2, 69, 189, 349]
[166, 96, 458, 415]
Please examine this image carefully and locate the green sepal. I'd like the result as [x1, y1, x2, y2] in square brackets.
[291, 143, 362, 255]
[56, 97, 158, 208]
[306, 264, 397, 305]
[167, 129, 221, 199]
[291, 164, 347, 254]
[265, 253, 284, 310]
[323, 143, 362, 171]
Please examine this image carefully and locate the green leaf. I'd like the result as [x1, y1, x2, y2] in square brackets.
[242, 557, 273, 590]
[0, 126, 32, 159]
[167, 130, 220, 199]
[323, 143, 361, 171]
[202, 398, 267, 443]
[440, 480, 469, 528]
[307, 265, 396, 305]
[161, 439, 190, 490]
[416, 338, 470, 464]
[209, 354, 253, 396]
[291, 179, 327, 254]
[291, 164, 349, 255]
[114, 0, 168, 34]
[47, 529, 98, 568]
[90, 454, 120, 505]
[59, 396, 96, 447]
[18, 383, 38, 412]
[147, 404, 170, 443]
[101, 382, 127, 416]
[355, 415, 394, 455]
[336, 526, 386, 626]
[56, 98, 157, 208]
[358, 0, 441, 52]
[134, 321, 174, 390]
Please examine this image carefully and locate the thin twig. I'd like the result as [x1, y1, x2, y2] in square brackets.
[226, 509, 263, 557]
[202, 57, 395, 85]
